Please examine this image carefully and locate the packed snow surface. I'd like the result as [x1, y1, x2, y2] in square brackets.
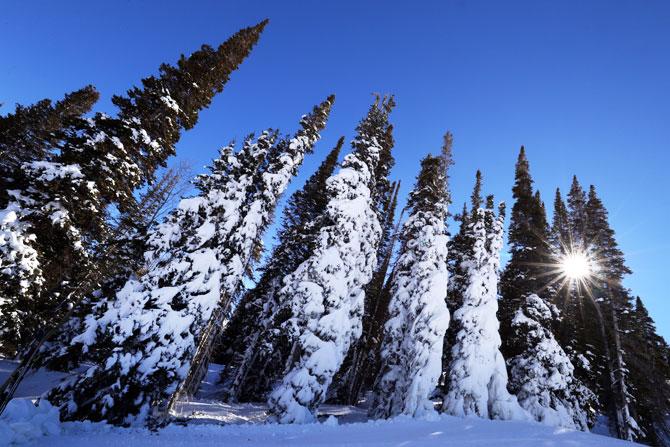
[18, 409, 639, 447]
[0, 359, 637, 446]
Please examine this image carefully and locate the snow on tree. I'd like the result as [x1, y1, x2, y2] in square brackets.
[442, 192, 527, 421]
[45, 134, 271, 426]
[45, 97, 334, 426]
[217, 137, 344, 402]
[0, 21, 267, 357]
[43, 164, 194, 371]
[327, 118, 398, 405]
[440, 169, 479, 394]
[507, 293, 595, 430]
[0, 88, 101, 356]
[369, 153, 450, 419]
[267, 98, 395, 424]
[327, 180, 401, 406]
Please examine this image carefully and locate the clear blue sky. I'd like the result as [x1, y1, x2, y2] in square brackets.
[3, 1, 669, 337]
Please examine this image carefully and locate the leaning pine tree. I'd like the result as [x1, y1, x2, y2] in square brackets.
[267, 98, 394, 424]
[328, 112, 398, 406]
[46, 97, 334, 426]
[0, 20, 267, 357]
[369, 152, 450, 419]
[217, 136, 344, 402]
[442, 183, 527, 420]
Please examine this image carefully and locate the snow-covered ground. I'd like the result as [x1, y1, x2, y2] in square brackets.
[0, 359, 638, 446]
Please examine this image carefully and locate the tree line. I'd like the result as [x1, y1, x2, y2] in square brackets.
[1, 19, 669, 446]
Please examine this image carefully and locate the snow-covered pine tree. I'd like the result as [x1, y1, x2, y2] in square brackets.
[326, 115, 398, 406]
[440, 170, 480, 393]
[507, 292, 595, 430]
[45, 133, 273, 425]
[267, 97, 395, 424]
[0, 87, 102, 356]
[44, 164, 192, 371]
[369, 152, 450, 419]
[46, 97, 334, 426]
[327, 180, 400, 405]
[498, 149, 597, 428]
[442, 176, 526, 421]
[0, 20, 267, 357]
[216, 136, 344, 402]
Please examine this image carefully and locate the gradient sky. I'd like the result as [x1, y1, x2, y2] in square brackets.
[2, 1, 669, 337]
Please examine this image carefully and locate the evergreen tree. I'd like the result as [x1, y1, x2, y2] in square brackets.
[440, 169, 479, 394]
[0, 20, 267, 357]
[583, 185, 640, 441]
[550, 188, 570, 251]
[507, 292, 596, 429]
[327, 181, 400, 405]
[548, 188, 575, 310]
[217, 136, 344, 402]
[267, 98, 394, 424]
[369, 152, 450, 419]
[326, 107, 399, 406]
[0, 87, 102, 356]
[442, 177, 526, 420]
[439, 202, 469, 392]
[498, 148, 596, 428]
[46, 97, 334, 426]
[567, 176, 587, 250]
[43, 164, 192, 370]
[626, 296, 670, 445]
[499, 146, 551, 364]
[549, 185, 599, 411]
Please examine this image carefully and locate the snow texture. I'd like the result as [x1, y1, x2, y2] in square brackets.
[442, 207, 528, 421]
[0, 200, 42, 296]
[267, 126, 384, 424]
[0, 399, 61, 445]
[508, 293, 595, 430]
[0, 359, 634, 446]
[370, 173, 450, 419]
[17, 408, 639, 447]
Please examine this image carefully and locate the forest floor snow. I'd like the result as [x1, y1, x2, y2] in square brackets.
[0, 359, 638, 446]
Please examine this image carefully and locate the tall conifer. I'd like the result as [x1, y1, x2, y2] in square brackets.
[0, 21, 268, 357]
[217, 137, 344, 402]
[499, 148, 593, 428]
[267, 98, 394, 423]
[370, 153, 450, 419]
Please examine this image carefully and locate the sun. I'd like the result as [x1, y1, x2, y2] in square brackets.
[559, 251, 593, 280]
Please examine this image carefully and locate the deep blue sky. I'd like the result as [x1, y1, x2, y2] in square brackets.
[3, 1, 669, 337]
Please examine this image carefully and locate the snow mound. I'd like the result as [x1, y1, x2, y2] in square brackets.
[0, 399, 61, 445]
